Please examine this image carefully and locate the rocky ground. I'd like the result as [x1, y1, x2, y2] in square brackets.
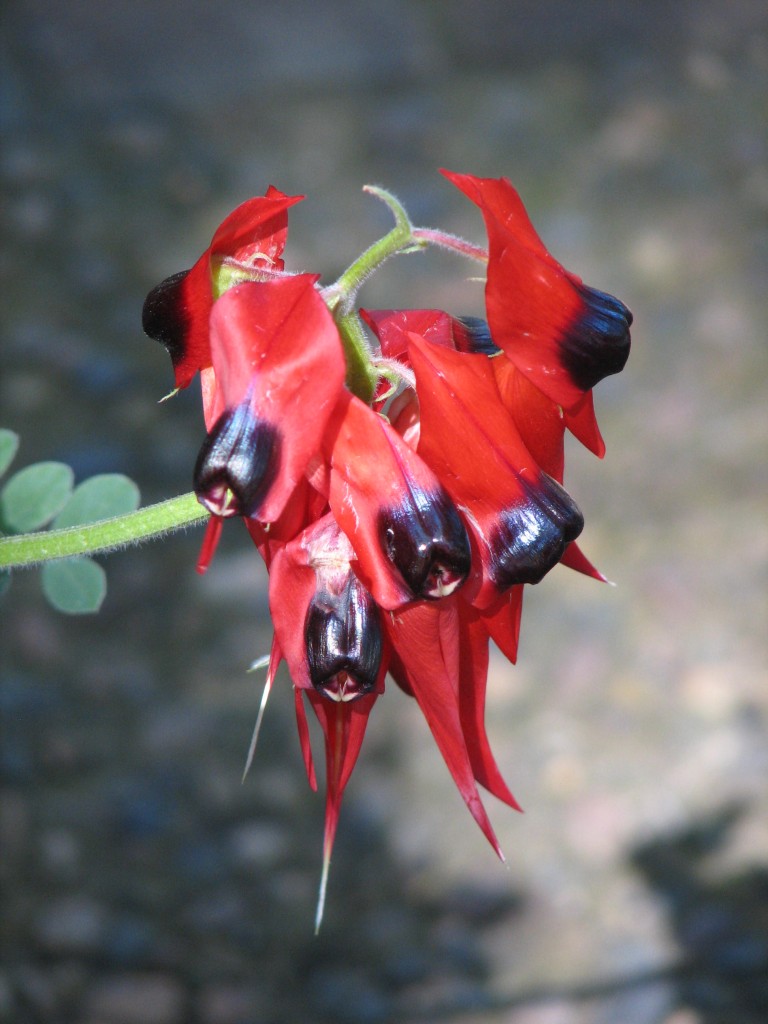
[2, 2, 767, 1022]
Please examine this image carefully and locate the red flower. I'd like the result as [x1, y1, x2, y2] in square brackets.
[441, 170, 632, 416]
[142, 186, 303, 389]
[144, 173, 631, 924]
[325, 390, 470, 610]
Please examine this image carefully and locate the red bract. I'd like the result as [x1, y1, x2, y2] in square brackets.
[143, 172, 631, 925]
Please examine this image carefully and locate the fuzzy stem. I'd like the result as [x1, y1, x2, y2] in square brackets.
[322, 186, 427, 404]
[0, 492, 207, 570]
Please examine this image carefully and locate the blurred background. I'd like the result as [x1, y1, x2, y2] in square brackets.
[2, 2, 767, 1022]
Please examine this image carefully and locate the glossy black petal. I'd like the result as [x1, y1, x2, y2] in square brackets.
[454, 316, 502, 355]
[378, 486, 471, 600]
[305, 575, 382, 703]
[559, 284, 632, 392]
[488, 473, 584, 588]
[141, 270, 191, 367]
[193, 401, 279, 518]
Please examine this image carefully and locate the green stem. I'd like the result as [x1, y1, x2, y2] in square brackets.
[0, 492, 207, 570]
[323, 186, 427, 404]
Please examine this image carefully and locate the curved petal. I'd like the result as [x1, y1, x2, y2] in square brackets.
[458, 608, 522, 810]
[386, 600, 504, 858]
[477, 586, 525, 665]
[209, 187, 303, 272]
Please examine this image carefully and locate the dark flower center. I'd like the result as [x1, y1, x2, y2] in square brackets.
[488, 473, 583, 588]
[379, 486, 471, 600]
[559, 284, 632, 391]
[305, 575, 382, 703]
[193, 401, 279, 518]
[142, 270, 191, 368]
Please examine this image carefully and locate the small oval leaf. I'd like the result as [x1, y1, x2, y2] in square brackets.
[0, 462, 74, 533]
[0, 430, 20, 478]
[53, 473, 141, 528]
[41, 557, 107, 614]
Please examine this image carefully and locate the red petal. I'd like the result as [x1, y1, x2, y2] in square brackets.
[268, 542, 318, 692]
[491, 356, 565, 482]
[245, 477, 327, 568]
[294, 686, 318, 792]
[457, 608, 522, 810]
[361, 308, 453, 361]
[209, 188, 303, 272]
[563, 391, 606, 458]
[144, 189, 303, 391]
[386, 600, 504, 858]
[559, 541, 609, 583]
[306, 689, 377, 928]
[195, 514, 224, 575]
[206, 276, 345, 523]
[478, 586, 525, 664]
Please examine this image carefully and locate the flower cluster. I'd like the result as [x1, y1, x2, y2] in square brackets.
[143, 171, 631, 924]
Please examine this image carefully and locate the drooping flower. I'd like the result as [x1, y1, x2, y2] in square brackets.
[142, 186, 303, 389]
[324, 390, 471, 610]
[440, 170, 632, 415]
[143, 172, 631, 925]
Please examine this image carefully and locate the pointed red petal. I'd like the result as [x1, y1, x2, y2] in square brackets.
[294, 687, 318, 792]
[457, 608, 522, 810]
[479, 586, 525, 664]
[560, 541, 609, 583]
[386, 600, 504, 858]
[563, 391, 606, 458]
[306, 690, 377, 926]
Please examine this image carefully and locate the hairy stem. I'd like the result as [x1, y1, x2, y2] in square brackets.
[0, 492, 207, 570]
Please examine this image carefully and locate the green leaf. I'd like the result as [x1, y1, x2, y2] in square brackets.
[0, 461, 74, 533]
[53, 473, 141, 528]
[41, 557, 107, 614]
[0, 430, 20, 478]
